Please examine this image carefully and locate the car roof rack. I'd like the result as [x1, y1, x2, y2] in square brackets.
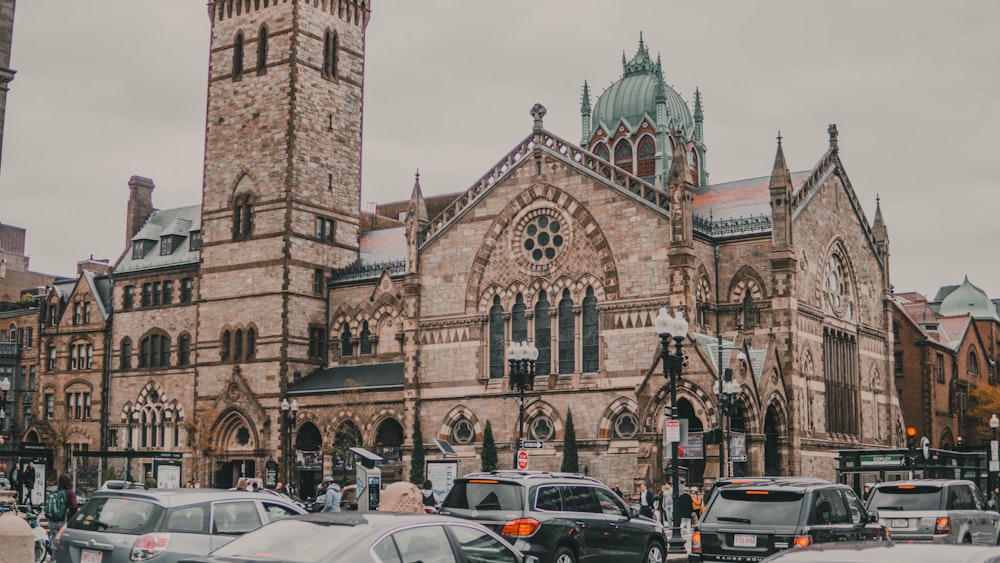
[466, 470, 603, 483]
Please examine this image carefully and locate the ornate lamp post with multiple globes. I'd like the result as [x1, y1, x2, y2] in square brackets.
[280, 397, 299, 486]
[989, 414, 999, 499]
[507, 340, 538, 468]
[655, 306, 689, 554]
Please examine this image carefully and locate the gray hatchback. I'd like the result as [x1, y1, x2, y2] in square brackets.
[53, 488, 306, 563]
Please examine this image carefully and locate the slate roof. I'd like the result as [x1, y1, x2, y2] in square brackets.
[115, 205, 201, 274]
[288, 362, 404, 394]
[692, 171, 810, 223]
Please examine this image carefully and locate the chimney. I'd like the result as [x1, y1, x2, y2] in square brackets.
[126, 176, 155, 245]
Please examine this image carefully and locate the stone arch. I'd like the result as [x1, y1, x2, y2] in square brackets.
[465, 183, 620, 312]
[439, 405, 483, 444]
[231, 171, 259, 199]
[214, 408, 260, 453]
[598, 396, 640, 440]
[728, 266, 766, 303]
[514, 400, 563, 441]
[821, 238, 860, 320]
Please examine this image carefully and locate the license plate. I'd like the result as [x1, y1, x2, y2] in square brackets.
[82, 549, 103, 563]
[734, 534, 757, 547]
[891, 518, 909, 528]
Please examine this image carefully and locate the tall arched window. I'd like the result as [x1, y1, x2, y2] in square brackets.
[340, 324, 353, 357]
[178, 334, 191, 366]
[246, 328, 256, 360]
[582, 286, 598, 373]
[233, 31, 244, 78]
[256, 25, 268, 74]
[534, 292, 551, 376]
[511, 294, 527, 344]
[489, 296, 504, 379]
[233, 194, 255, 239]
[121, 338, 132, 370]
[360, 321, 372, 355]
[323, 30, 338, 79]
[139, 333, 170, 369]
[742, 292, 755, 329]
[234, 329, 244, 361]
[558, 289, 575, 375]
[221, 330, 232, 362]
[636, 135, 656, 179]
[688, 147, 700, 186]
[969, 349, 980, 377]
[593, 143, 609, 161]
[614, 139, 633, 173]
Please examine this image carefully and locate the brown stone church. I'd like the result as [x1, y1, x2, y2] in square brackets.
[31, 1, 902, 494]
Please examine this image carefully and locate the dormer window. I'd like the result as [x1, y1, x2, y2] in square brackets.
[160, 235, 179, 255]
[132, 240, 154, 259]
[189, 231, 201, 251]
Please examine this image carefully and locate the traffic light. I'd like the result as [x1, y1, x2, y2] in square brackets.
[906, 426, 917, 450]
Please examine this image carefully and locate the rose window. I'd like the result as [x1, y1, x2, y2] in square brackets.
[523, 215, 564, 263]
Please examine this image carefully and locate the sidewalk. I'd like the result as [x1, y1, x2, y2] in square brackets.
[664, 529, 691, 561]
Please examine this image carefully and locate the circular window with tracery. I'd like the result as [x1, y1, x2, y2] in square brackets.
[512, 207, 572, 272]
[612, 411, 638, 440]
[824, 253, 849, 317]
[529, 415, 555, 441]
[451, 417, 475, 445]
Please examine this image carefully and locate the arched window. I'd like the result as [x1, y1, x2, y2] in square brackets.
[489, 296, 504, 379]
[233, 194, 254, 239]
[178, 334, 191, 366]
[969, 349, 980, 377]
[511, 294, 527, 344]
[246, 328, 256, 360]
[121, 338, 132, 370]
[534, 291, 551, 376]
[221, 330, 232, 362]
[234, 329, 244, 361]
[46, 342, 56, 371]
[688, 147, 700, 186]
[233, 31, 244, 78]
[256, 25, 268, 74]
[360, 321, 372, 356]
[323, 30, 338, 79]
[139, 333, 170, 369]
[558, 289, 574, 375]
[582, 286, 598, 373]
[636, 135, 656, 179]
[593, 143, 609, 161]
[742, 292, 755, 329]
[340, 324, 353, 357]
[614, 139, 633, 174]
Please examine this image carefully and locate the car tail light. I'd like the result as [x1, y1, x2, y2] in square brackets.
[691, 531, 701, 554]
[500, 518, 541, 537]
[793, 535, 812, 548]
[131, 533, 171, 561]
[935, 517, 951, 535]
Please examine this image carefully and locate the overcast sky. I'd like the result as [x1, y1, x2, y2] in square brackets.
[2, 1, 997, 299]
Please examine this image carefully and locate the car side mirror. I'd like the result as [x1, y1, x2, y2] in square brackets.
[628, 504, 640, 519]
[867, 510, 879, 523]
[523, 556, 540, 563]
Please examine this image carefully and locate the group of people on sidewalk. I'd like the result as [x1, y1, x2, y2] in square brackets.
[636, 481, 703, 534]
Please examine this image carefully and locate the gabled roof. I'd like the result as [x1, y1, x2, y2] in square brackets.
[115, 205, 201, 274]
[82, 270, 112, 320]
[692, 171, 809, 228]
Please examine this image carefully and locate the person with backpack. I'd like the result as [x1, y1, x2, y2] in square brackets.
[46, 473, 79, 549]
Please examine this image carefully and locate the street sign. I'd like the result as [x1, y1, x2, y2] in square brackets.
[860, 454, 904, 467]
[520, 439, 544, 449]
[516, 450, 529, 470]
[665, 420, 681, 443]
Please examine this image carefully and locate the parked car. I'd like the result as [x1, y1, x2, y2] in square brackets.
[760, 541, 1000, 563]
[439, 470, 666, 563]
[179, 511, 538, 563]
[865, 479, 1000, 544]
[98, 480, 147, 490]
[691, 479, 885, 562]
[701, 476, 828, 517]
[53, 488, 306, 563]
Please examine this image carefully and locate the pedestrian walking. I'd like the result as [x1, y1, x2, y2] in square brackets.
[677, 486, 694, 534]
[658, 483, 673, 527]
[23, 461, 37, 508]
[321, 476, 342, 512]
[45, 473, 79, 549]
[612, 484, 624, 498]
[10, 462, 21, 504]
[638, 482, 654, 518]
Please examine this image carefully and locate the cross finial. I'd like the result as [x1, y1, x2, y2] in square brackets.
[828, 123, 839, 150]
[530, 103, 547, 132]
[777, 131, 782, 145]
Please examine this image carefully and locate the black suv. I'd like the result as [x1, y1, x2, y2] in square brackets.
[690, 479, 884, 562]
[439, 470, 666, 563]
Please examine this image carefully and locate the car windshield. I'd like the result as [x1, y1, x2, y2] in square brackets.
[703, 489, 805, 526]
[212, 519, 370, 562]
[868, 486, 942, 511]
[442, 481, 524, 511]
[70, 497, 163, 534]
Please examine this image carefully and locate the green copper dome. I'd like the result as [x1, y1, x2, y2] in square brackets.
[939, 276, 1000, 321]
[591, 39, 693, 133]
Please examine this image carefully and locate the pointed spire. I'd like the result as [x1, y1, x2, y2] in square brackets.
[694, 88, 703, 122]
[667, 133, 692, 188]
[581, 81, 591, 114]
[408, 169, 428, 226]
[872, 193, 888, 243]
[768, 131, 792, 192]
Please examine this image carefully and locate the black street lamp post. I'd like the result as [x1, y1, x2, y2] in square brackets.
[655, 306, 689, 555]
[989, 414, 999, 501]
[0, 376, 10, 465]
[507, 340, 538, 468]
[280, 398, 299, 486]
[718, 354, 743, 477]
[121, 408, 140, 482]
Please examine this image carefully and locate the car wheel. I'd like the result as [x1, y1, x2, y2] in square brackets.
[552, 546, 576, 563]
[643, 541, 665, 563]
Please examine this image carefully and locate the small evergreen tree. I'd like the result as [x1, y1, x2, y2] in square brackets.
[561, 408, 579, 473]
[481, 420, 498, 472]
[410, 410, 425, 485]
